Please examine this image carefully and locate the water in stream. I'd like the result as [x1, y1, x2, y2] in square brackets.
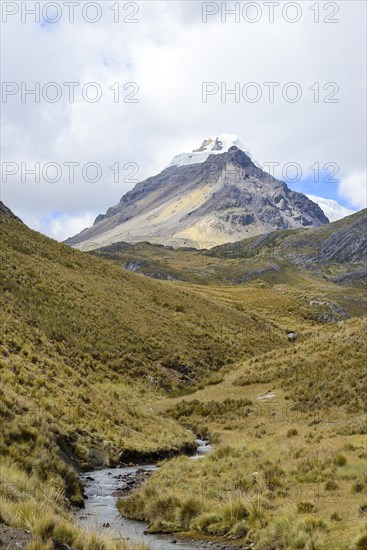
[76, 440, 212, 550]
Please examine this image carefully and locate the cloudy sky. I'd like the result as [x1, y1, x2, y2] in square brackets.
[1, 0, 366, 240]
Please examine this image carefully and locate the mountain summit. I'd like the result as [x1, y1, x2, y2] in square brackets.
[65, 138, 329, 250]
[167, 134, 252, 167]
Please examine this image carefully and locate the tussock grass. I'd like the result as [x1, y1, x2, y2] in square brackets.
[0, 478, 147, 550]
[0, 214, 285, 545]
[1, 213, 366, 550]
[121, 316, 367, 548]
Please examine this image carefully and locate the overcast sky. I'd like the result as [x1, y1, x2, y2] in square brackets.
[1, 0, 366, 240]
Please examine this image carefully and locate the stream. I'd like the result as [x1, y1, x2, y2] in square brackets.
[75, 440, 212, 550]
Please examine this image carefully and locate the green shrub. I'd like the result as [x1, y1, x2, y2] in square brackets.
[221, 498, 249, 524]
[256, 516, 326, 549]
[194, 512, 221, 532]
[261, 461, 285, 490]
[229, 519, 248, 537]
[205, 521, 231, 536]
[147, 494, 180, 522]
[334, 455, 347, 467]
[352, 482, 365, 494]
[352, 531, 367, 549]
[177, 497, 201, 529]
[297, 501, 317, 514]
[324, 480, 339, 492]
[148, 519, 179, 534]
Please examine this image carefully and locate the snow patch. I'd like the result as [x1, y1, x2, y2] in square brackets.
[307, 195, 355, 222]
[167, 134, 254, 167]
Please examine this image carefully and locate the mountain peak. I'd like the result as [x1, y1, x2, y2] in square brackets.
[65, 137, 329, 250]
[167, 134, 253, 167]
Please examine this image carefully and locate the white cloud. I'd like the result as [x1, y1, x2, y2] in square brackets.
[48, 213, 97, 241]
[20, 211, 97, 242]
[1, 0, 366, 238]
[338, 171, 367, 210]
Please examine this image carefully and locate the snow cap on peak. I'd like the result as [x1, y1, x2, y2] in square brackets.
[168, 134, 249, 168]
[192, 134, 245, 153]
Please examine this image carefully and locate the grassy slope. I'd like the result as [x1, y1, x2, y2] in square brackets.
[0, 213, 290, 548]
[92, 209, 367, 288]
[1, 212, 366, 549]
[119, 317, 367, 549]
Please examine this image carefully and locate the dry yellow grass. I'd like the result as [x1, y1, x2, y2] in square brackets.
[121, 317, 367, 549]
[1, 212, 366, 550]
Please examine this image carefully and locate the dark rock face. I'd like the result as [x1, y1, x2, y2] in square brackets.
[121, 260, 146, 272]
[65, 147, 329, 249]
[317, 211, 367, 263]
[209, 209, 367, 286]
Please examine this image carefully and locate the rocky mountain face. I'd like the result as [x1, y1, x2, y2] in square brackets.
[209, 208, 367, 264]
[65, 138, 329, 250]
[208, 208, 367, 286]
[309, 209, 366, 264]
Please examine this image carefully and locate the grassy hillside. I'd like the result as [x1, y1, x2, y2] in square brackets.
[208, 208, 367, 286]
[0, 210, 287, 549]
[1, 215, 291, 391]
[1, 208, 366, 550]
[119, 316, 367, 549]
[90, 210, 367, 288]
